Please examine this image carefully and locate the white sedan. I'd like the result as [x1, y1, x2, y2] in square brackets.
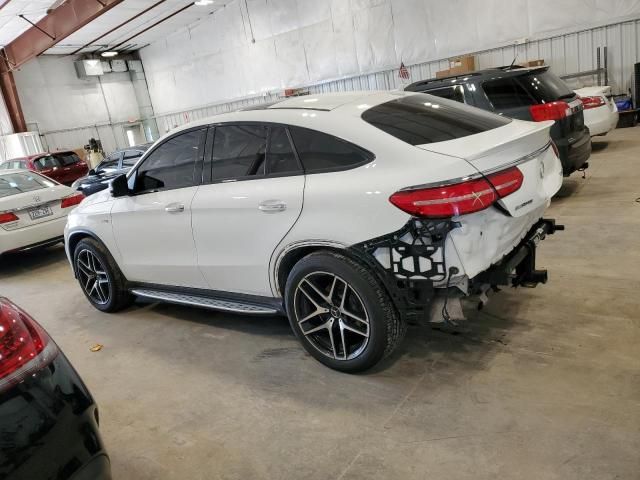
[575, 86, 619, 136]
[0, 170, 84, 255]
[66, 91, 564, 372]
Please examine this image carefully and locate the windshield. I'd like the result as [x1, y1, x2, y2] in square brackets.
[0, 172, 55, 198]
[362, 93, 511, 145]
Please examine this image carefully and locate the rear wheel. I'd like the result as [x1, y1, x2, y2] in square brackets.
[73, 238, 132, 312]
[285, 251, 405, 373]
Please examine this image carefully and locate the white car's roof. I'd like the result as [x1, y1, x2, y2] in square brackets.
[166, 91, 411, 136]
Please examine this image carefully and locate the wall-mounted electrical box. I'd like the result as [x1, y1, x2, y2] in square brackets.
[74, 59, 104, 77]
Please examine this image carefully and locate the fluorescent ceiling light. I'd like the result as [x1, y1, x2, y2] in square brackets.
[101, 51, 118, 57]
[195, 0, 214, 5]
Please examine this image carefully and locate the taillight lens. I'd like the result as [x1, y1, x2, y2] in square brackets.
[0, 298, 57, 393]
[529, 101, 571, 121]
[390, 167, 523, 218]
[61, 192, 84, 209]
[580, 95, 606, 109]
[0, 212, 19, 224]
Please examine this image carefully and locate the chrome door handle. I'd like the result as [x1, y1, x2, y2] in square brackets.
[258, 200, 287, 212]
[165, 203, 185, 213]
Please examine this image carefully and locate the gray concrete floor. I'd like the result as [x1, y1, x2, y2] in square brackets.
[2, 127, 639, 479]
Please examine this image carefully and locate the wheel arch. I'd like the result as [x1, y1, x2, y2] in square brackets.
[67, 230, 108, 277]
[274, 241, 351, 297]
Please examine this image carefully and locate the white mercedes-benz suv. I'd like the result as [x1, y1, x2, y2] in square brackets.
[65, 91, 563, 372]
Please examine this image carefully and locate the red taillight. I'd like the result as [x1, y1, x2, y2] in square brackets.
[61, 193, 84, 209]
[389, 167, 523, 218]
[0, 212, 19, 224]
[0, 298, 57, 392]
[580, 95, 606, 109]
[529, 101, 571, 121]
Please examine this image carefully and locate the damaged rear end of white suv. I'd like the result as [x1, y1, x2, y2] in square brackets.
[280, 92, 564, 371]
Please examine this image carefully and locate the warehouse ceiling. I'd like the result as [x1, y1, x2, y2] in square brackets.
[0, 0, 234, 55]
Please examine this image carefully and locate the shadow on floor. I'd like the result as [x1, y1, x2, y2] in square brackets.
[0, 244, 67, 280]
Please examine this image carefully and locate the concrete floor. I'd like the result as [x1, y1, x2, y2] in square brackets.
[2, 127, 639, 479]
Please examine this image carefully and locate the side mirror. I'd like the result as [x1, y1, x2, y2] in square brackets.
[110, 174, 130, 197]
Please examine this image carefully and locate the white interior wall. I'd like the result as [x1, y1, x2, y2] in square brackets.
[14, 56, 143, 153]
[140, 0, 640, 116]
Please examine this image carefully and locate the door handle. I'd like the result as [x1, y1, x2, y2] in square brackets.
[258, 200, 287, 212]
[165, 203, 185, 213]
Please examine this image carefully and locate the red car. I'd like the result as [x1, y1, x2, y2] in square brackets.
[0, 151, 89, 186]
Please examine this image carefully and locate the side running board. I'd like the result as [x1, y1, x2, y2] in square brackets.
[130, 288, 280, 315]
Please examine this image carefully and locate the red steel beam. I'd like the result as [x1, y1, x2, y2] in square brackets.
[0, 0, 125, 132]
[0, 0, 125, 72]
[0, 69, 26, 132]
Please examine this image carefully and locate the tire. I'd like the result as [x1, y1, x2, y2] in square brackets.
[285, 251, 406, 373]
[73, 237, 133, 313]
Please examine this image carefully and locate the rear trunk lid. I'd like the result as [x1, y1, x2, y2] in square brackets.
[418, 119, 563, 217]
[0, 173, 74, 231]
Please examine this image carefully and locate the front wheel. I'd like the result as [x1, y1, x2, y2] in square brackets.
[285, 251, 405, 373]
[73, 238, 132, 312]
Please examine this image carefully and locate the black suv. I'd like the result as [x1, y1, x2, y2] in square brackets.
[405, 66, 591, 175]
[72, 143, 152, 196]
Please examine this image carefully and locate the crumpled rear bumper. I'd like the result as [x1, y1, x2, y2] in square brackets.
[471, 218, 564, 288]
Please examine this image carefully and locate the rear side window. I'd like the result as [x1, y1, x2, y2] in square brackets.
[212, 125, 268, 181]
[267, 127, 300, 175]
[0, 172, 55, 198]
[425, 86, 466, 103]
[33, 156, 60, 170]
[362, 93, 510, 146]
[289, 127, 372, 173]
[56, 152, 80, 166]
[484, 70, 575, 109]
[483, 78, 536, 109]
[134, 129, 203, 192]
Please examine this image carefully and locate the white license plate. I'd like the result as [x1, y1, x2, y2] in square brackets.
[28, 205, 53, 220]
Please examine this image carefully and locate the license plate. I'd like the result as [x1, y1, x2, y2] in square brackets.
[28, 205, 53, 220]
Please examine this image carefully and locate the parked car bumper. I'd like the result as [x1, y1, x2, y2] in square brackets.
[0, 352, 111, 480]
[584, 106, 619, 136]
[555, 128, 591, 175]
[0, 216, 67, 255]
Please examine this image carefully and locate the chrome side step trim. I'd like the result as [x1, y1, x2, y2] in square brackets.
[130, 288, 279, 315]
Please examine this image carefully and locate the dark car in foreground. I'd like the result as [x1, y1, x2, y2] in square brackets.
[0, 151, 89, 186]
[405, 65, 591, 175]
[0, 297, 111, 480]
[72, 144, 151, 196]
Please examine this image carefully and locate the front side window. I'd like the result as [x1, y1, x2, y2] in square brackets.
[0, 172, 55, 198]
[134, 129, 203, 193]
[361, 93, 511, 146]
[211, 125, 268, 181]
[288, 126, 372, 174]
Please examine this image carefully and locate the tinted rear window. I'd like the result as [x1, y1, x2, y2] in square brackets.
[484, 70, 575, 108]
[0, 172, 55, 198]
[362, 93, 510, 146]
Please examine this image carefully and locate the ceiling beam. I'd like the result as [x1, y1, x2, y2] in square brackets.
[110, 2, 195, 51]
[69, 0, 167, 56]
[0, 0, 125, 73]
[0, 0, 125, 132]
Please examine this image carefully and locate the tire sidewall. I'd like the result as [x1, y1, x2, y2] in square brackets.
[73, 239, 117, 312]
[285, 252, 391, 372]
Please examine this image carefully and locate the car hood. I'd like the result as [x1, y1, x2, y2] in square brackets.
[79, 188, 112, 208]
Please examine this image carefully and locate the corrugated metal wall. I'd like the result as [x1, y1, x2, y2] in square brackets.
[155, 18, 640, 134]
